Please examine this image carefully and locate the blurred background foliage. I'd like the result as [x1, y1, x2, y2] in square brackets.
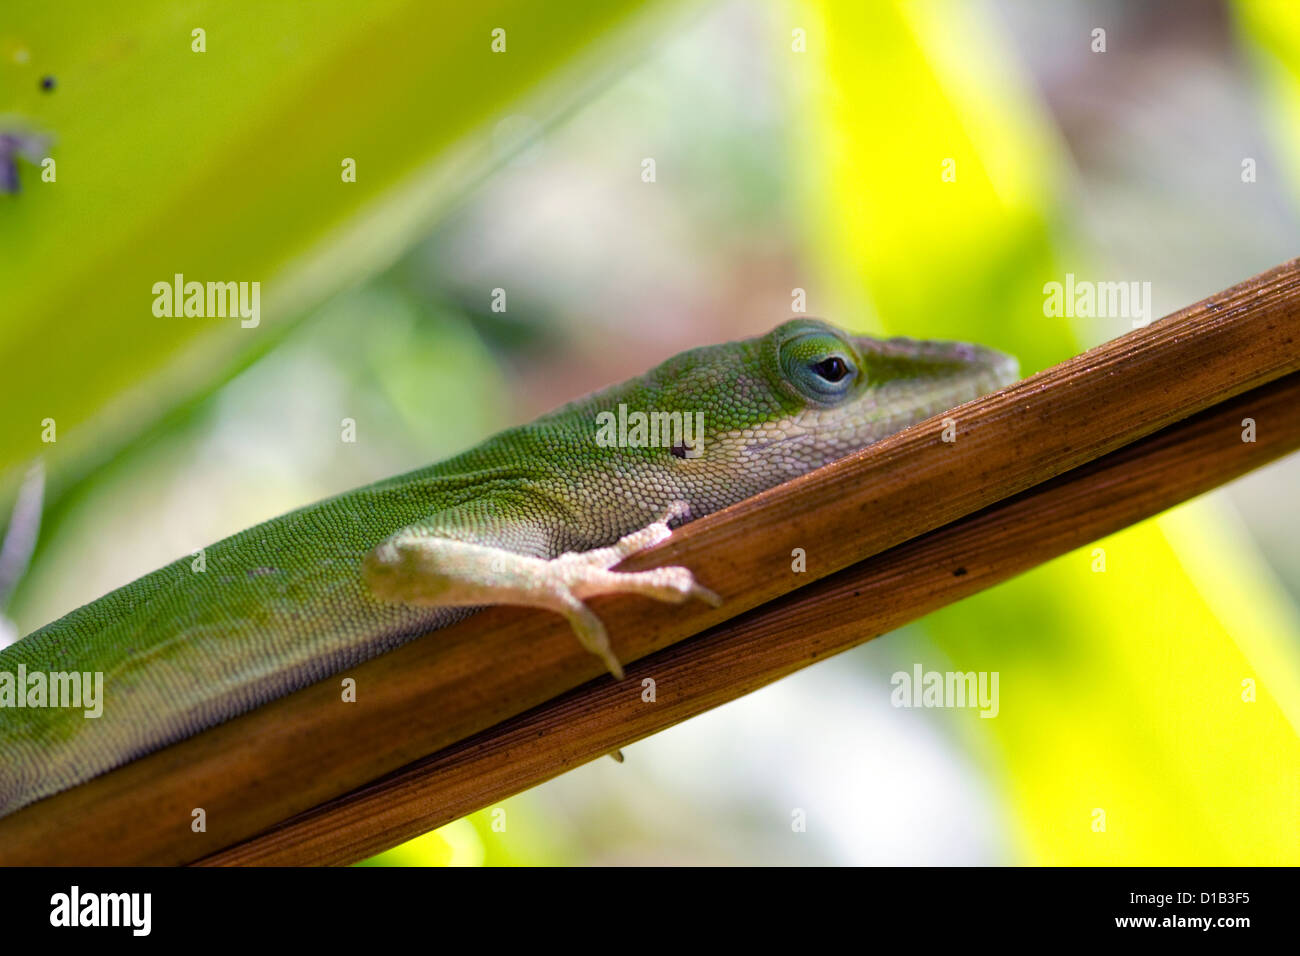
[3, 0, 1298, 864]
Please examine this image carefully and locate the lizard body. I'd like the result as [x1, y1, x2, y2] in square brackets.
[0, 318, 1017, 816]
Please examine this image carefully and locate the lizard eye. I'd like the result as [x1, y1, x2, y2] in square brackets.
[810, 356, 849, 382]
[780, 329, 860, 404]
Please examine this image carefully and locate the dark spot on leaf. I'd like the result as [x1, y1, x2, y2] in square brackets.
[0, 127, 52, 193]
[0, 154, 17, 193]
[40, 76, 55, 92]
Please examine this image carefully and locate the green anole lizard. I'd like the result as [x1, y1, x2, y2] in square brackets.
[0, 318, 1017, 817]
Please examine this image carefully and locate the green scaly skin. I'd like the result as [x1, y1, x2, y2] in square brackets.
[0, 318, 1017, 817]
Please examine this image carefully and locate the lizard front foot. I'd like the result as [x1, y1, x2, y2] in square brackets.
[362, 501, 720, 680]
[548, 502, 720, 678]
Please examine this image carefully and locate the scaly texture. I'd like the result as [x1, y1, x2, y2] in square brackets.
[0, 319, 1017, 815]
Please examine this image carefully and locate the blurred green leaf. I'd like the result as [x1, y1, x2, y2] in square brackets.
[0, 0, 648, 485]
[1234, 0, 1300, 209]
[799, 0, 1300, 864]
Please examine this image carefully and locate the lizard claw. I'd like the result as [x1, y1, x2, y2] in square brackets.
[657, 499, 693, 527]
[691, 582, 723, 607]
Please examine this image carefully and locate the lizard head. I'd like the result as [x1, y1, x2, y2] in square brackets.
[670, 317, 1020, 489]
[770, 316, 1017, 430]
[583, 317, 1019, 515]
